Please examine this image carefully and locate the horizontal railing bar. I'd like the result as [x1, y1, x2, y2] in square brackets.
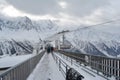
[59, 50, 120, 60]
[57, 50, 120, 80]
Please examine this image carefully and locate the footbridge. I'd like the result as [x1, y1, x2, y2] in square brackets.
[0, 30, 120, 80]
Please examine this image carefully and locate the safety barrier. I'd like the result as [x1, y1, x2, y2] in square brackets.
[0, 51, 45, 80]
[52, 53, 84, 80]
[58, 50, 120, 80]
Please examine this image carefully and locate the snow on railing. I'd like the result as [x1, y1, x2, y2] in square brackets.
[57, 50, 119, 80]
[0, 51, 45, 80]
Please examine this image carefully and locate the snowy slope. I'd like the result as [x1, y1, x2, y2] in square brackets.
[66, 28, 120, 57]
[1, 15, 120, 57]
[0, 16, 61, 56]
[0, 39, 33, 56]
[0, 54, 33, 68]
[0, 16, 61, 41]
[0, 16, 58, 31]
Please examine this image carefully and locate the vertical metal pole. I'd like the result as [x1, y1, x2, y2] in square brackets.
[89, 55, 91, 66]
[62, 33, 65, 46]
[66, 65, 68, 80]
[114, 60, 117, 79]
[103, 59, 105, 75]
[108, 59, 110, 76]
[96, 61, 99, 75]
[105, 59, 107, 76]
[102, 58, 103, 73]
[58, 40, 61, 50]
[71, 58, 72, 65]
[117, 60, 119, 80]
[59, 59, 61, 71]
[111, 59, 113, 76]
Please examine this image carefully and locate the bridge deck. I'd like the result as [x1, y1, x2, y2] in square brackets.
[27, 52, 115, 80]
[27, 53, 64, 80]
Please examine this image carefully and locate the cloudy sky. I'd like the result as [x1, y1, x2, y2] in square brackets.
[0, 0, 120, 25]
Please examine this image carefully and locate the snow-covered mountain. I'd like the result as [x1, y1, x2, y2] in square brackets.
[0, 16, 59, 56]
[0, 39, 33, 56]
[1, 16, 120, 57]
[0, 16, 58, 31]
[0, 16, 60, 41]
[66, 28, 120, 57]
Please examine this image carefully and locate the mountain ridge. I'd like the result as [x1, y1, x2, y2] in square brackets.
[1, 16, 120, 57]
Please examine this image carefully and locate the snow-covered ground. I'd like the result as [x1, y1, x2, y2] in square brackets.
[27, 53, 64, 80]
[0, 54, 33, 68]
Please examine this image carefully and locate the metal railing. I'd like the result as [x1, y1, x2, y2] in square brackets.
[58, 50, 120, 80]
[52, 53, 84, 80]
[0, 51, 45, 80]
[52, 53, 70, 77]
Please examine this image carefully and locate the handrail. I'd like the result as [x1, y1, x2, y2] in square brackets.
[57, 50, 120, 80]
[52, 53, 69, 78]
[0, 51, 45, 80]
[52, 53, 84, 80]
[59, 50, 120, 60]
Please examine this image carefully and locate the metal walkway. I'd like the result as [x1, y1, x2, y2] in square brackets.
[27, 53, 64, 80]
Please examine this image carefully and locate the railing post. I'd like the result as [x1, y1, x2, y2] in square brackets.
[117, 60, 119, 80]
[66, 65, 68, 74]
[54, 56, 58, 64]
[0, 77, 2, 80]
[59, 59, 61, 71]
[71, 58, 72, 65]
[96, 61, 99, 75]
[65, 65, 68, 80]
[89, 55, 91, 66]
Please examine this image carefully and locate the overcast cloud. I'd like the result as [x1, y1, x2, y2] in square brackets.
[0, 0, 120, 25]
[6, 0, 110, 17]
[6, 0, 61, 15]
